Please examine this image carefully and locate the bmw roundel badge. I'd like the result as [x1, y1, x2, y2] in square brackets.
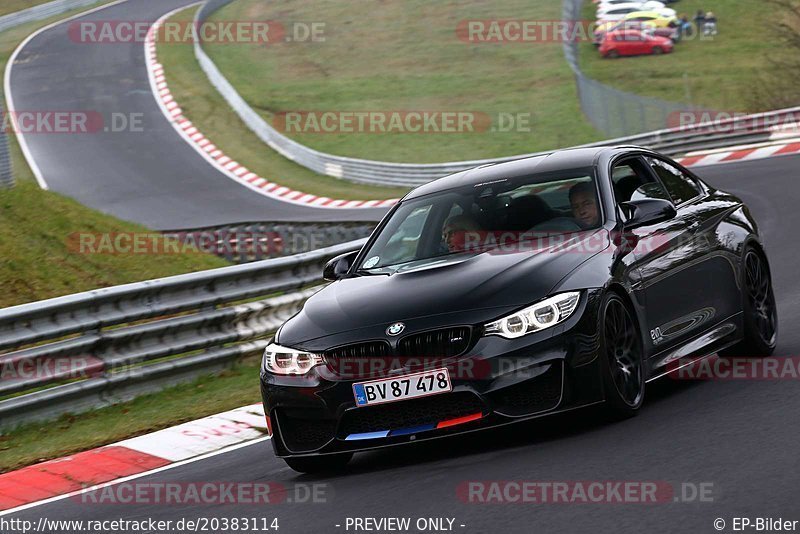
[386, 322, 405, 336]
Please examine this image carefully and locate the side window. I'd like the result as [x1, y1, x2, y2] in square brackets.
[647, 157, 701, 205]
[611, 158, 670, 205]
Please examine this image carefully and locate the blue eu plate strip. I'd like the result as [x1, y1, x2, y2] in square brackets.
[345, 430, 390, 441]
[353, 384, 367, 406]
[389, 424, 436, 437]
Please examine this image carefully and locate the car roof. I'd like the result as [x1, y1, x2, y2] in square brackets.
[403, 146, 647, 200]
[599, 3, 644, 10]
[625, 10, 668, 18]
[598, 2, 642, 13]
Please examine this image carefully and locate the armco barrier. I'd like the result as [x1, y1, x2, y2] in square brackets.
[0, 239, 365, 431]
[0, 124, 11, 189]
[163, 221, 376, 263]
[193, 0, 799, 187]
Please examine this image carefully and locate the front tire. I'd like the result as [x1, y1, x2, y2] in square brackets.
[284, 452, 353, 474]
[600, 293, 645, 418]
[652, 46, 664, 55]
[720, 248, 778, 357]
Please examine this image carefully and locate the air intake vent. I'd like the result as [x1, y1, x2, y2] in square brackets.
[397, 326, 472, 359]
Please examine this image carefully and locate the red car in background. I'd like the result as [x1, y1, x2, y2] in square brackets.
[593, 20, 679, 47]
[599, 29, 673, 58]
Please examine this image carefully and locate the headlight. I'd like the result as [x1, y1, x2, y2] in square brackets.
[262, 343, 325, 375]
[484, 292, 581, 339]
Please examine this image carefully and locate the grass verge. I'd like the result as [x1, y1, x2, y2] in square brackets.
[579, 0, 772, 113]
[0, 181, 231, 308]
[157, 7, 410, 201]
[184, 0, 603, 164]
[0, 357, 263, 473]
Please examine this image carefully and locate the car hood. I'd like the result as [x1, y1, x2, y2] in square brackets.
[278, 229, 609, 348]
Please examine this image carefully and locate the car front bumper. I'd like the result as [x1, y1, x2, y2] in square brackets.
[260, 289, 607, 458]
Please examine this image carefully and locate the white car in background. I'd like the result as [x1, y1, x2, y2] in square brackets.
[598, 0, 667, 10]
[597, 3, 676, 22]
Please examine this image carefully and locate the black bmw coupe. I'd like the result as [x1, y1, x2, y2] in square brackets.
[260, 146, 778, 473]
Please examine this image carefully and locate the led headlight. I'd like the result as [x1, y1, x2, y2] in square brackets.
[262, 343, 325, 375]
[484, 292, 581, 339]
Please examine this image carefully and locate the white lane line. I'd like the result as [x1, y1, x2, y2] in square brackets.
[3, 0, 132, 190]
[0, 436, 271, 517]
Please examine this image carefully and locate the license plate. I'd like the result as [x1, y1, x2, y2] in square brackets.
[352, 368, 452, 407]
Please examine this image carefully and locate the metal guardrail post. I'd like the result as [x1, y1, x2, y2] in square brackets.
[0, 118, 12, 189]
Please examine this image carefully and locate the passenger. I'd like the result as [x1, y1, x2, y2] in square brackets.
[442, 215, 481, 252]
[569, 182, 600, 229]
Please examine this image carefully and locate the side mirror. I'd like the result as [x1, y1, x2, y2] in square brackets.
[618, 199, 677, 230]
[323, 250, 358, 281]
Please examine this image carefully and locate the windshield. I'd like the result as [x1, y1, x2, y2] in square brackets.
[358, 168, 600, 272]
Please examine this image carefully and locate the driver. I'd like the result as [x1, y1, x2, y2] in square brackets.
[569, 182, 600, 228]
[442, 215, 480, 252]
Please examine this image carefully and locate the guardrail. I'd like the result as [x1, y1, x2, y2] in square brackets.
[163, 221, 375, 263]
[192, 0, 799, 188]
[0, 128, 11, 189]
[0, 239, 365, 431]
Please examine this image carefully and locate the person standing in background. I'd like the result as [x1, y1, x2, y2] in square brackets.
[704, 11, 718, 36]
[694, 10, 706, 37]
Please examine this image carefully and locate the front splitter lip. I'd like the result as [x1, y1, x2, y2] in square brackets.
[271, 399, 605, 458]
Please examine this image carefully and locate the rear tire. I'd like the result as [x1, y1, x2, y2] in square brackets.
[719, 248, 778, 358]
[284, 452, 353, 474]
[599, 293, 645, 418]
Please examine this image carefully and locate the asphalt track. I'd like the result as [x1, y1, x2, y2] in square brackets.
[5, 153, 800, 533]
[7, 1, 800, 532]
[6, 0, 388, 229]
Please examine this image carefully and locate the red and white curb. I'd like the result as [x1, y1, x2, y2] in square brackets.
[0, 403, 269, 514]
[144, 7, 399, 210]
[144, 9, 800, 208]
[674, 137, 800, 168]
